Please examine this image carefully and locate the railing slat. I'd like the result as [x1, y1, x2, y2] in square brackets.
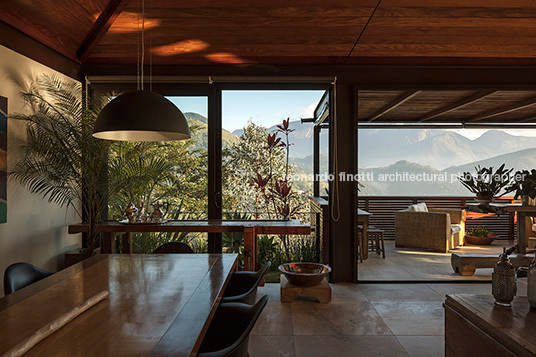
[357, 196, 517, 241]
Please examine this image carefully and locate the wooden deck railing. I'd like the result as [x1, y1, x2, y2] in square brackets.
[357, 196, 517, 240]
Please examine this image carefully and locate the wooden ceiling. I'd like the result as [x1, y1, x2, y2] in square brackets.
[358, 90, 536, 124]
[2, 0, 536, 66]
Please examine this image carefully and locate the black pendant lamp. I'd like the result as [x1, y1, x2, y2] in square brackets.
[92, 0, 190, 142]
[93, 90, 191, 141]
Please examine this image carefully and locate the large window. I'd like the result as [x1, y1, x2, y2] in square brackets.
[107, 96, 208, 253]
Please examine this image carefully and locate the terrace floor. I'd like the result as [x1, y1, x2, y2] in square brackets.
[250, 279, 529, 356]
[358, 240, 514, 281]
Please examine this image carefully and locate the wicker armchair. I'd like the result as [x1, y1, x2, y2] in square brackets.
[395, 207, 465, 253]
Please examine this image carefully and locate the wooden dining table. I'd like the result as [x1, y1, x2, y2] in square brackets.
[0, 254, 238, 356]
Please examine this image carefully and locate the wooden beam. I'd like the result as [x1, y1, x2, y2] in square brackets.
[367, 90, 421, 122]
[419, 91, 496, 122]
[77, 0, 130, 62]
[0, 20, 79, 80]
[467, 97, 536, 122]
[516, 115, 536, 123]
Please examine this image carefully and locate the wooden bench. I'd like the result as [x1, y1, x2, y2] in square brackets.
[451, 253, 533, 276]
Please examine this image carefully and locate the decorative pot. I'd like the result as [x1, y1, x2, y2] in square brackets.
[278, 262, 331, 286]
[475, 193, 493, 205]
[465, 234, 496, 245]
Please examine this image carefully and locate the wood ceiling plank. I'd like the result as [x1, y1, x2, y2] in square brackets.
[103, 26, 365, 39]
[468, 97, 536, 122]
[83, 55, 348, 65]
[125, 0, 379, 8]
[364, 25, 536, 38]
[375, 6, 536, 18]
[368, 17, 536, 28]
[0, 0, 111, 60]
[359, 35, 536, 46]
[350, 44, 536, 57]
[419, 91, 496, 122]
[367, 90, 421, 122]
[90, 43, 354, 57]
[380, 0, 536, 7]
[124, 6, 375, 17]
[77, 0, 131, 61]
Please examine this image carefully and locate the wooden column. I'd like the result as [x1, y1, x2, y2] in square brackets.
[329, 84, 358, 282]
[208, 87, 223, 253]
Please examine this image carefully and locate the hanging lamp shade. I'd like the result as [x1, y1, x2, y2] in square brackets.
[93, 90, 191, 141]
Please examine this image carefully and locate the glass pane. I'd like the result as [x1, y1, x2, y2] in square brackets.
[221, 90, 324, 275]
[107, 96, 208, 253]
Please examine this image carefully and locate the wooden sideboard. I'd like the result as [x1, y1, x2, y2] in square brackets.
[444, 294, 536, 357]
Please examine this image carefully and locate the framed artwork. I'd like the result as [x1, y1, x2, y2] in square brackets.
[0, 95, 6, 223]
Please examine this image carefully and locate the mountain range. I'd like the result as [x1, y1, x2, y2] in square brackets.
[183, 113, 536, 195]
[358, 129, 536, 169]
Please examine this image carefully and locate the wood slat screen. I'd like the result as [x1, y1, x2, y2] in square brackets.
[357, 196, 516, 240]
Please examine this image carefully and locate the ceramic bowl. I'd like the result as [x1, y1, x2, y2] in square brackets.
[278, 262, 331, 286]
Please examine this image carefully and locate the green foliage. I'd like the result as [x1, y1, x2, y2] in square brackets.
[506, 169, 536, 199]
[458, 164, 513, 197]
[466, 226, 493, 237]
[9, 74, 118, 252]
[222, 212, 250, 255]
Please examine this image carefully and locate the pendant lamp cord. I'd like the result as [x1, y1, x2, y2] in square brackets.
[149, 0, 152, 92]
[136, 3, 140, 91]
[141, 0, 145, 91]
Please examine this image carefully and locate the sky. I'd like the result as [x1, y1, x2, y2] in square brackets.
[168, 90, 325, 132]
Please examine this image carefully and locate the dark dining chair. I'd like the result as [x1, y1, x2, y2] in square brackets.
[222, 261, 271, 305]
[152, 242, 194, 254]
[197, 295, 268, 357]
[4, 262, 53, 295]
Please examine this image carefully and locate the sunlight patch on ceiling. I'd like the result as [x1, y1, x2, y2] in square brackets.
[204, 52, 252, 64]
[151, 39, 209, 56]
[105, 12, 161, 33]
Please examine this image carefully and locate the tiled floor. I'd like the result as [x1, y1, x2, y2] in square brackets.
[358, 240, 513, 281]
[250, 281, 528, 356]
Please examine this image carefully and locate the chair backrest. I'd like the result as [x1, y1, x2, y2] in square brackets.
[152, 242, 194, 254]
[198, 295, 269, 357]
[4, 262, 53, 295]
[222, 261, 271, 304]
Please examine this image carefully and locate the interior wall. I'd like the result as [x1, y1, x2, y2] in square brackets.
[0, 45, 80, 296]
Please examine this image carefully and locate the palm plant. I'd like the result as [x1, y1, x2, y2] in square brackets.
[9, 74, 117, 256]
[458, 164, 513, 201]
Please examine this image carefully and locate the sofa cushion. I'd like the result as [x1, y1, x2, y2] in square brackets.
[451, 224, 463, 235]
[407, 202, 428, 212]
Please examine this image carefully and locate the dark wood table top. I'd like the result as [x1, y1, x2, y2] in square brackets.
[0, 254, 238, 356]
[444, 294, 536, 356]
[69, 219, 311, 235]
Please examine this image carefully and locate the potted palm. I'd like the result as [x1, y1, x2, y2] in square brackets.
[10, 74, 117, 256]
[506, 169, 536, 206]
[459, 164, 513, 204]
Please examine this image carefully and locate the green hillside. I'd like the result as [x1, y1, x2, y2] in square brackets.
[184, 112, 238, 150]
